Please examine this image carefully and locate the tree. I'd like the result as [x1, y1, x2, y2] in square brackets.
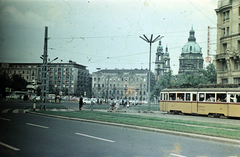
[10, 74, 28, 91]
[0, 72, 11, 97]
[152, 70, 173, 97]
[152, 63, 217, 98]
[204, 63, 217, 84]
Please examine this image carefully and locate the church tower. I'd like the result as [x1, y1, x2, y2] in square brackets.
[178, 26, 203, 75]
[155, 39, 170, 81]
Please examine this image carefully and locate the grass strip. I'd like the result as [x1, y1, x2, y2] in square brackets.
[36, 110, 240, 140]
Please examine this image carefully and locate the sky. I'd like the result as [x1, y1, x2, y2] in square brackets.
[0, 0, 218, 75]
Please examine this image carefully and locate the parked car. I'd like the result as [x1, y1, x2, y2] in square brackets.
[83, 98, 91, 104]
[141, 100, 148, 104]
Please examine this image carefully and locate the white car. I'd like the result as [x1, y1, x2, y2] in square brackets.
[83, 98, 97, 104]
[83, 98, 91, 104]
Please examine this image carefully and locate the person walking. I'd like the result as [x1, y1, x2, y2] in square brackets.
[90, 97, 94, 111]
[115, 98, 120, 110]
[109, 98, 114, 110]
[79, 95, 83, 110]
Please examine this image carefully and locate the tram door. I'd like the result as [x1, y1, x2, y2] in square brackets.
[227, 93, 240, 117]
[160, 93, 168, 111]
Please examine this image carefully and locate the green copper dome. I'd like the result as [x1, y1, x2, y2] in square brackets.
[182, 27, 202, 54]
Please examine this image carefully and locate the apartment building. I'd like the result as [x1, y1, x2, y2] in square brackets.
[0, 61, 91, 97]
[214, 0, 240, 84]
[92, 68, 155, 101]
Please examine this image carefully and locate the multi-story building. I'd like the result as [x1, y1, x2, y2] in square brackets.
[178, 27, 204, 75]
[92, 68, 155, 101]
[0, 61, 91, 97]
[155, 39, 170, 81]
[214, 0, 240, 84]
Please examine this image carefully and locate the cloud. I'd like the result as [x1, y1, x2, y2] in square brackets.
[2, 5, 54, 28]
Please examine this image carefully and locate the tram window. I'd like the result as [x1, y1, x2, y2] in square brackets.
[177, 93, 184, 101]
[193, 94, 197, 101]
[199, 93, 205, 101]
[160, 93, 168, 100]
[169, 93, 176, 100]
[230, 94, 236, 103]
[164, 94, 168, 100]
[216, 94, 227, 102]
[186, 93, 190, 101]
[237, 94, 240, 103]
[206, 93, 215, 102]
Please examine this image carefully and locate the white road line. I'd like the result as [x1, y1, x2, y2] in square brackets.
[13, 109, 19, 113]
[26, 123, 49, 129]
[2, 109, 11, 113]
[0, 142, 20, 151]
[0, 117, 11, 121]
[75, 133, 115, 143]
[170, 153, 187, 157]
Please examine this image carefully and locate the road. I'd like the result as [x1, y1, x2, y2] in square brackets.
[1, 113, 240, 157]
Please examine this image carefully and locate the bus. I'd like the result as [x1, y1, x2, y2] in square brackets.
[160, 85, 240, 118]
[7, 91, 28, 99]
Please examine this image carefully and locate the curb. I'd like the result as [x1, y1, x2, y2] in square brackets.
[26, 111, 240, 145]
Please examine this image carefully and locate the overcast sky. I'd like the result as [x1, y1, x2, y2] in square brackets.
[0, 0, 218, 74]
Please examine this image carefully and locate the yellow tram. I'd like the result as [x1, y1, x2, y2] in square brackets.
[160, 85, 240, 118]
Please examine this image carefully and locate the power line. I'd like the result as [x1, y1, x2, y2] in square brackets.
[187, 0, 216, 25]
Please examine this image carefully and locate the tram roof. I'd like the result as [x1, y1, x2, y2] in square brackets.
[161, 85, 240, 93]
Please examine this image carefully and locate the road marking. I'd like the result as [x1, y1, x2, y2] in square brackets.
[75, 133, 115, 143]
[26, 123, 49, 129]
[0, 142, 20, 151]
[0, 117, 11, 121]
[2, 109, 11, 113]
[170, 153, 187, 157]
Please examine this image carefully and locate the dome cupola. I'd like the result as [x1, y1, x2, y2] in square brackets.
[182, 26, 202, 54]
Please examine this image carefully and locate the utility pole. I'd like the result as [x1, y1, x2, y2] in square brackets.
[41, 26, 49, 103]
[140, 34, 161, 109]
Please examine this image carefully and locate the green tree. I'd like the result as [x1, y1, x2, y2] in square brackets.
[10, 74, 28, 91]
[203, 63, 217, 84]
[0, 72, 11, 97]
[152, 70, 173, 97]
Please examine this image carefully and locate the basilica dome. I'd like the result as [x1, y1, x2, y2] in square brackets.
[182, 27, 202, 54]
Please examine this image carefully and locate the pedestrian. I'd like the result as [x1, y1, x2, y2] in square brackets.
[90, 97, 94, 111]
[115, 98, 120, 110]
[79, 95, 83, 110]
[109, 98, 114, 110]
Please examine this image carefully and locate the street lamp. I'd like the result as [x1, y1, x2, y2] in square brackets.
[139, 34, 162, 109]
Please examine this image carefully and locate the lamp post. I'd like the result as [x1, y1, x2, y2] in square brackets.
[139, 34, 162, 109]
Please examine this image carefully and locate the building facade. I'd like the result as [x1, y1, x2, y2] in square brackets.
[178, 27, 204, 75]
[92, 68, 155, 101]
[214, 0, 240, 84]
[154, 40, 170, 81]
[0, 61, 91, 97]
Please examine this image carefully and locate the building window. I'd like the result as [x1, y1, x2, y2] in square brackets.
[235, 60, 239, 70]
[234, 78, 240, 84]
[227, 27, 229, 36]
[223, 43, 227, 53]
[222, 79, 228, 84]
[238, 40, 240, 50]
[223, 28, 225, 37]
[223, 61, 227, 71]
[239, 24, 240, 33]
[226, 11, 230, 20]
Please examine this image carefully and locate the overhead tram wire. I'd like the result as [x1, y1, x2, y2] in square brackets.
[49, 28, 214, 40]
[187, 0, 216, 25]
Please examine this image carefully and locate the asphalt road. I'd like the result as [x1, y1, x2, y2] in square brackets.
[1, 113, 240, 157]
